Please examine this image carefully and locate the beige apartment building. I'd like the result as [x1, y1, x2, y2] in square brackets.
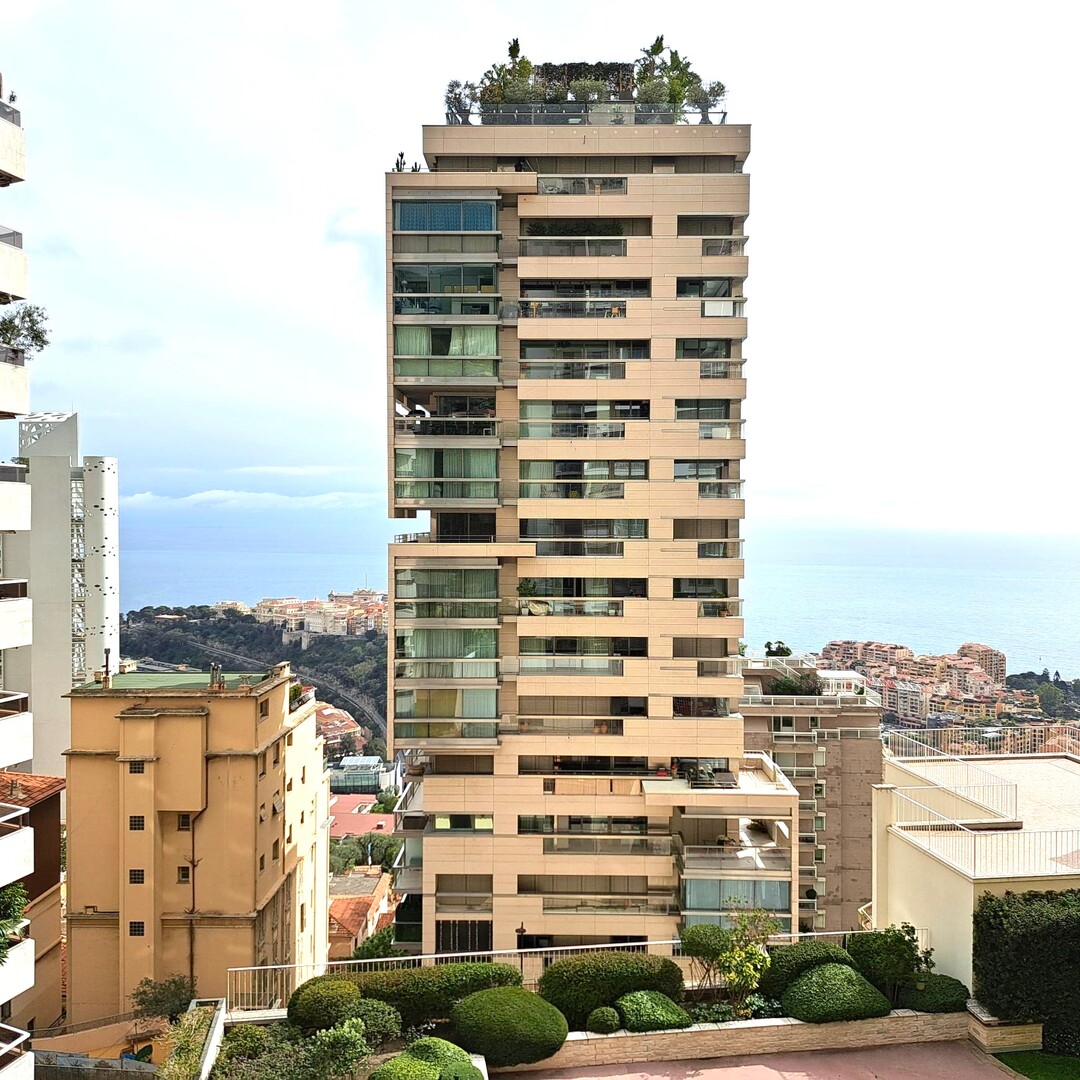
[739, 658, 883, 932]
[386, 94, 800, 954]
[65, 665, 329, 1022]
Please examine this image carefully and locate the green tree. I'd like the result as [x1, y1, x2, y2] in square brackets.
[366, 736, 387, 760]
[130, 973, 198, 1022]
[680, 907, 779, 1009]
[337, 733, 357, 758]
[0, 883, 29, 964]
[1035, 682, 1066, 713]
[372, 787, 399, 814]
[0, 303, 50, 358]
[350, 926, 403, 960]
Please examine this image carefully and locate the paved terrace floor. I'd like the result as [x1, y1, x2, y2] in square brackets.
[527, 1041, 1013, 1080]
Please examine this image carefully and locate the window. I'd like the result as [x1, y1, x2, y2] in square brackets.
[519, 815, 555, 834]
[272, 742, 280, 765]
[677, 216, 735, 236]
[436, 920, 493, 953]
[809, 716, 820, 729]
[393, 263, 497, 294]
[394, 199, 497, 232]
[675, 400, 731, 420]
[259, 854, 265, 873]
[674, 460, 729, 480]
[286, 732, 293, 746]
[519, 400, 649, 420]
[520, 340, 649, 360]
[287, 825, 293, 843]
[129, 921, 145, 937]
[129, 869, 145, 884]
[259, 752, 267, 778]
[301, 766, 306, 784]
[128, 761, 145, 774]
[272, 839, 280, 861]
[519, 637, 647, 657]
[673, 519, 731, 540]
[396, 688, 497, 719]
[519, 460, 647, 480]
[677, 278, 734, 298]
[177, 813, 191, 831]
[129, 815, 145, 831]
[772, 716, 795, 732]
[673, 578, 730, 599]
[520, 519, 647, 539]
[672, 697, 731, 718]
[300, 903, 306, 933]
[394, 325, 498, 358]
[433, 814, 494, 832]
[177, 866, 191, 884]
[259, 699, 270, 718]
[676, 339, 732, 359]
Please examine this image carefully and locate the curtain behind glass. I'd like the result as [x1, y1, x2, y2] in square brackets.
[399, 628, 497, 658]
[462, 202, 495, 230]
[395, 327, 432, 355]
[449, 325, 497, 356]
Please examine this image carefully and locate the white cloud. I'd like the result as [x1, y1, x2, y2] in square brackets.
[121, 489, 383, 511]
[227, 465, 365, 477]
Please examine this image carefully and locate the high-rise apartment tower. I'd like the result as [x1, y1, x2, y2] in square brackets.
[387, 86, 799, 953]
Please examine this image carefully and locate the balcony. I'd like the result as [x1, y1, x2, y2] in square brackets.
[702, 238, 747, 257]
[392, 721, 499, 749]
[699, 422, 744, 441]
[540, 895, 679, 915]
[518, 421, 625, 439]
[701, 299, 746, 318]
[0, 694, 32, 770]
[0, 581, 30, 652]
[393, 480, 500, 506]
[393, 358, 499, 382]
[393, 659, 498, 681]
[518, 480, 625, 500]
[510, 598, 624, 617]
[502, 716, 625, 736]
[699, 360, 745, 381]
[0, 465, 29, 530]
[453, 102, 727, 126]
[697, 481, 743, 499]
[395, 599, 500, 621]
[391, 846, 423, 893]
[0, 934, 34, 1004]
[518, 300, 626, 319]
[0, 1024, 31, 1080]
[394, 295, 499, 317]
[696, 599, 742, 618]
[393, 417, 500, 439]
[519, 238, 627, 258]
[0, 352, 28, 420]
[518, 657, 625, 676]
[536, 177, 628, 196]
[0, 229, 27, 304]
[542, 835, 673, 856]
[531, 540, 624, 557]
[674, 834, 792, 874]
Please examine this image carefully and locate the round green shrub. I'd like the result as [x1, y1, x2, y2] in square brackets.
[845, 927, 919, 997]
[349, 997, 401, 1049]
[538, 951, 683, 1028]
[287, 978, 362, 1031]
[369, 1054, 440, 1080]
[217, 1023, 275, 1062]
[615, 990, 692, 1032]
[405, 1037, 470, 1068]
[896, 973, 970, 1013]
[781, 963, 892, 1024]
[586, 1006, 621, 1034]
[759, 941, 856, 999]
[451, 987, 568, 1067]
[437, 1064, 484, 1080]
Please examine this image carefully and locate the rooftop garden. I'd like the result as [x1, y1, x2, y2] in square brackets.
[445, 36, 727, 126]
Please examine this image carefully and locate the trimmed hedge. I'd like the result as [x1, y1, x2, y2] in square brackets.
[759, 941, 856, 999]
[437, 1065, 484, 1080]
[586, 1006, 621, 1034]
[896, 973, 970, 1013]
[538, 951, 683, 1028]
[615, 990, 692, 1032]
[369, 1055, 440, 1080]
[781, 963, 892, 1024]
[451, 987, 568, 1067]
[973, 888, 1080, 1028]
[845, 927, 919, 999]
[289, 961, 522, 1026]
[350, 998, 402, 1049]
[405, 1038, 471, 1068]
[287, 978, 362, 1031]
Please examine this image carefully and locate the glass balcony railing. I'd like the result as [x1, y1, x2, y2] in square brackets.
[519, 238, 627, 257]
[698, 481, 743, 499]
[518, 300, 626, 319]
[394, 417, 499, 437]
[533, 540, 624, 557]
[696, 541, 743, 559]
[518, 421, 625, 439]
[504, 717, 625, 736]
[0, 227, 23, 249]
[519, 481, 625, 499]
[702, 238, 746, 256]
[455, 102, 726, 126]
[393, 233, 498, 254]
[0, 102, 22, 126]
[542, 836, 673, 856]
[393, 358, 498, 379]
[394, 600, 500, 619]
[540, 895, 680, 915]
[697, 600, 742, 618]
[435, 894, 493, 913]
[393, 480, 499, 500]
[512, 598, 624, 617]
[0, 346, 26, 368]
[518, 657, 625, 676]
[393, 660, 498, 679]
[699, 361, 743, 380]
[394, 295, 499, 316]
[521, 362, 626, 380]
[699, 422, 743, 441]
[394, 721, 498, 740]
[536, 177, 628, 195]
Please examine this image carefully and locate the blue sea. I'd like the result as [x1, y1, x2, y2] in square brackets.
[119, 509, 1080, 678]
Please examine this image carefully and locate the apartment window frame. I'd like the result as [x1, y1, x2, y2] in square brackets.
[177, 813, 192, 831]
[177, 865, 191, 884]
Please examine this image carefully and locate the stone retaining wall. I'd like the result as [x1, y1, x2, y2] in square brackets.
[498, 1010, 970, 1072]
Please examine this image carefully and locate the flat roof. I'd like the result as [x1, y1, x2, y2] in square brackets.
[73, 671, 271, 692]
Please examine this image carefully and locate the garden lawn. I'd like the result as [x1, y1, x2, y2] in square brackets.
[997, 1051, 1080, 1079]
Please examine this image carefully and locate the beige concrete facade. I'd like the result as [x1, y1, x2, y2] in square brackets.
[64, 665, 329, 1023]
[387, 117, 799, 953]
[740, 657, 883, 932]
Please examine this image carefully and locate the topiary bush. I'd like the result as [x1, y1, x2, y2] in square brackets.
[437, 1065, 484, 1080]
[291, 962, 522, 1026]
[451, 987, 568, 1066]
[615, 990, 692, 1032]
[287, 978, 362, 1031]
[585, 1006, 621, 1033]
[405, 1038, 471, 1069]
[781, 963, 892, 1024]
[538, 951, 683, 1028]
[846, 926, 922, 1001]
[896, 973, 970, 1013]
[759, 941, 856, 999]
[350, 997, 402, 1049]
[369, 1054, 440, 1080]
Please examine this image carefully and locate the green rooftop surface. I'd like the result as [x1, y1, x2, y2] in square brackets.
[75, 671, 272, 692]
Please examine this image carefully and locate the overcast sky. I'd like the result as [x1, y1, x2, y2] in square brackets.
[4, 0, 1079, 537]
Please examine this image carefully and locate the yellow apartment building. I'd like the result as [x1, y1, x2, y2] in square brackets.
[870, 726, 1080, 988]
[386, 82, 799, 954]
[65, 664, 329, 1023]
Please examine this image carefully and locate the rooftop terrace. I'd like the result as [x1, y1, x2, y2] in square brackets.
[72, 670, 276, 693]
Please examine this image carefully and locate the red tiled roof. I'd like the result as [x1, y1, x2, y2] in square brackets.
[375, 909, 395, 933]
[1, 771, 66, 806]
[330, 895, 375, 937]
[330, 813, 394, 840]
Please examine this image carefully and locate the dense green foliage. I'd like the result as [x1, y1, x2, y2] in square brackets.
[781, 963, 892, 1024]
[1007, 669, 1080, 719]
[291, 962, 522, 1027]
[974, 889, 1080, 1053]
[0, 303, 50, 357]
[130, 972, 198, 1021]
[120, 607, 387, 722]
[405, 1038, 470, 1068]
[538, 951, 683, 1028]
[436, 1064, 484, 1080]
[585, 1006, 621, 1033]
[159, 1007, 214, 1080]
[0, 883, 29, 964]
[615, 991, 692, 1032]
[369, 1055, 440, 1080]
[846, 924, 927, 1001]
[310, 1018, 370, 1076]
[451, 987, 568, 1067]
[689, 995, 784, 1024]
[896, 973, 970, 1013]
[758, 941, 856, 999]
[348, 998, 401, 1048]
[679, 909, 778, 1005]
[349, 927, 404, 961]
[288, 979, 363, 1031]
[332, 835, 402, 876]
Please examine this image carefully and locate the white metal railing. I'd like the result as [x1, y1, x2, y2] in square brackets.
[889, 724, 1080, 760]
[225, 924, 928, 1013]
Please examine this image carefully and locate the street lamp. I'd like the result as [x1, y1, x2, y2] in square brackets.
[515, 923, 527, 975]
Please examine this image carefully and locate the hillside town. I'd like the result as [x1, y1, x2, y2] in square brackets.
[213, 588, 389, 639]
